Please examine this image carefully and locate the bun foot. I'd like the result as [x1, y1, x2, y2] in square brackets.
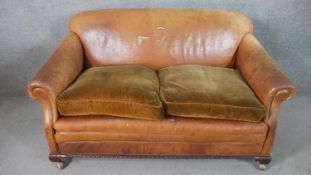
[49, 154, 72, 169]
[256, 162, 266, 170]
[254, 155, 271, 171]
[56, 162, 65, 169]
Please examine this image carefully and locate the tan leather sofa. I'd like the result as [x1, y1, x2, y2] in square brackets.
[27, 9, 296, 170]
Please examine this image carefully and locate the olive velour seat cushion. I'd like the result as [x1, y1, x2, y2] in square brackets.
[57, 65, 163, 120]
[158, 65, 266, 122]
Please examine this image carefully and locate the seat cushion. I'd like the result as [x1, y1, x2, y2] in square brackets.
[159, 65, 266, 122]
[57, 65, 163, 120]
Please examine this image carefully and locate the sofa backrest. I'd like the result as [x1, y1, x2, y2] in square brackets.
[70, 9, 253, 70]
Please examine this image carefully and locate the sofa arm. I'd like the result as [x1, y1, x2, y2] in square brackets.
[27, 32, 84, 122]
[236, 34, 296, 112]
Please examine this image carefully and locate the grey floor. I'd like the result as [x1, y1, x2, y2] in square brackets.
[0, 94, 310, 175]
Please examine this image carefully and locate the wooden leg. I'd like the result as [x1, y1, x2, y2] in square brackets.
[254, 155, 271, 170]
[49, 154, 72, 169]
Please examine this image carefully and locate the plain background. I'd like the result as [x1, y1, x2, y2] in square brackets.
[0, 0, 311, 174]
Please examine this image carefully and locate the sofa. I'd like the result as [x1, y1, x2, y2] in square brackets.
[27, 9, 296, 170]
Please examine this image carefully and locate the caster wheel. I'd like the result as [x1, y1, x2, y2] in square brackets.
[56, 162, 65, 169]
[256, 162, 267, 171]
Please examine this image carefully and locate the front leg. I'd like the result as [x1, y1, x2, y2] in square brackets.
[254, 155, 271, 170]
[49, 153, 72, 169]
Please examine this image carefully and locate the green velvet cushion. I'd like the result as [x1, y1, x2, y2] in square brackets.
[57, 65, 163, 120]
[159, 65, 266, 122]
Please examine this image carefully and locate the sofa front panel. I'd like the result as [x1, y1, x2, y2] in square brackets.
[58, 141, 264, 156]
[70, 9, 253, 70]
[55, 131, 267, 143]
[54, 116, 267, 154]
[54, 116, 268, 135]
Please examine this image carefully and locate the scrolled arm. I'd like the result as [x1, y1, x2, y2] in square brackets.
[237, 34, 296, 155]
[27, 32, 84, 122]
[27, 32, 83, 153]
[236, 34, 296, 113]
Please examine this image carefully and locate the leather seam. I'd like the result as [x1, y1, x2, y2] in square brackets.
[57, 99, 163, 109]
[58, 141, 264, 145]
[162, 100, 266, 111]
[55, 132, 267, 137]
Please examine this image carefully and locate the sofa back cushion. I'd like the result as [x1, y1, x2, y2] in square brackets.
[70, 9, 253, 70]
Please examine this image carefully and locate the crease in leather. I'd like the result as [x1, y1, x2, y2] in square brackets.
[58, 141, 263, 155]
[54, 116, 268, 136]
[57, 65, 164, 120]
[55, 132, 266, 144]
[159, 65, 266, 122]
[55, 131, 267, 137]
[59, 140, 264, 145]
[70, 9, 253, 69]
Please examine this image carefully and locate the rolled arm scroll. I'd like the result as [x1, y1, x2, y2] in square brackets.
[27, 32, 84, 152]
[236, 34, 296, 154]
[236, 34, 296, 117]
[28, 32, 84, 120]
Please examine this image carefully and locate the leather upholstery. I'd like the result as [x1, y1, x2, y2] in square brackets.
[27, 9, 296, 157]
[159, 65, 266, 122]
[236, 34, 296, 109]
[54, 115, 267, 134]
[54, 115, 267, 144]
[57, 65, 163, 120]
[70, 9, 253, 69]
[28, 32, 84, 123]
[55, 132, 266, 143]
[58, 142, 264, 156]
[236, 34, 296, 154]
[27, 33, 84, 153]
